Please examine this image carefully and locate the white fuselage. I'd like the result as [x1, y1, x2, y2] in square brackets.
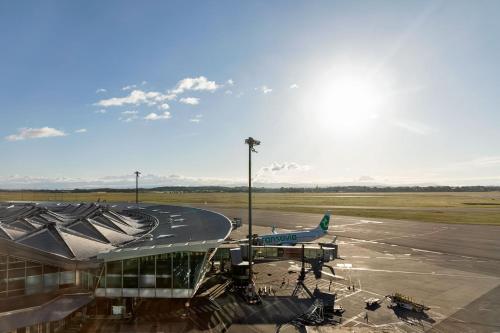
[258, 227, 326, 245]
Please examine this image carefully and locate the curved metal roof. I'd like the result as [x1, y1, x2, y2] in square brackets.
[0, 202, 146, 260]
[0, 202, 232, 262]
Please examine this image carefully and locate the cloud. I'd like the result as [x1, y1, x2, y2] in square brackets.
[358, 175, 374, 182]
[96, 89, 176, 108]
[120, 117, 137, 123]
[394, 120, 433, 135]
[457, 156, 500, 168]
[171, 76, 220, 94]
[122, 84, 137, 91]
[255, 162, 311, 183]
[0, 173, 245, 189]
[289, 83, 299, 89]
[256, 85, 272, 94]
[119, 111, 139, 122]
[189, 114, 203, 123]
[95, 76, 220, 111]
[472, 157, 500, 167]
[75, 128, 87, 133]
[95, 109, 107, 114]
[179, 97, 200, 105]
[6, 127, 67, 141]
[141, 81, 148, 85]
[96, 88, 107, 94]
[260, 162, 310, 173]
[226, 79, 234, 86]
[144, 111, 171, 121]
[159, 103, 170, 110]
[225, 90, 233, 95]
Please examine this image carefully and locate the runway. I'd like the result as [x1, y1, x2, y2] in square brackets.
[205, 207, 500, 260]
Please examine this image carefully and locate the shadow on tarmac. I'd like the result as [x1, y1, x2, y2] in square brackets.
[83, 296, 314, 332]
[391, 306, 436, 326]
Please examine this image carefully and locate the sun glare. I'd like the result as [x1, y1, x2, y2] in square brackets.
[315, 76, 383, 130]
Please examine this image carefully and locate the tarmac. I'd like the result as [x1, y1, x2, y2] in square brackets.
[205, 207, 500, 332]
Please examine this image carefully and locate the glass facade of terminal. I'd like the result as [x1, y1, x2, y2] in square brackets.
[0, 253, 94, 298]
[1, 250, 213, 299]
[95, 251, 210, 298]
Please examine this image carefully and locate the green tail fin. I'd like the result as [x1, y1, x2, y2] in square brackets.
[319, 212, 331, 231]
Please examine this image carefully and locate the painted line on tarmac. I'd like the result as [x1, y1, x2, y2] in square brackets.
[336, 289, 362, 301]
[450, 317, 466, 323]
[344, 227, 449, 245]
[360, 220, 384, 224]
[341, 235, 498, 263]
[412, 248, 443, 255]
[373, 321, 407, 328]
[321, 270, 344, 280]
[333, 220, 384, 228]
[338, 311, 364, 328]
[334, 267, 499, 279]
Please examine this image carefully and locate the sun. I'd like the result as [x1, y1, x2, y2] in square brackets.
[314, 76, 383, 129]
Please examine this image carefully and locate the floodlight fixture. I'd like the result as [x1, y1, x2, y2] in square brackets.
[245, 137, 261, 153]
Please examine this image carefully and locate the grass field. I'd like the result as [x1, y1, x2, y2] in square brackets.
[1, 191, 500, 225]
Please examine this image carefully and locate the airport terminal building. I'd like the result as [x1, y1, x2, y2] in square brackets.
[0, 202, 232, 333]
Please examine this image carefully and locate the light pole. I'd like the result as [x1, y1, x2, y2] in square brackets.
[134, 171, 141, 205]
[244, 137, 260, 286]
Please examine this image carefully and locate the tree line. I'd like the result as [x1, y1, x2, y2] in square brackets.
[1, 185, 499, 193]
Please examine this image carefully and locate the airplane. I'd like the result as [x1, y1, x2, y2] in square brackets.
[255, 211, 331, 245]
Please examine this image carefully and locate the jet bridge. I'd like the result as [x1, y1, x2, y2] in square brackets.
[211, 243, 339, 292]
[212, 243, 338, 271]
[240, 243, 338, 262]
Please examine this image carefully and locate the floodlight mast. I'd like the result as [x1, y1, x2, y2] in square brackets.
[134, 171, 141, 205]
[245, 137, 260, 286]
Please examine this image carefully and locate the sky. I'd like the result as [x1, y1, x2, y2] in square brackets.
[1, 0, 500, 189]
